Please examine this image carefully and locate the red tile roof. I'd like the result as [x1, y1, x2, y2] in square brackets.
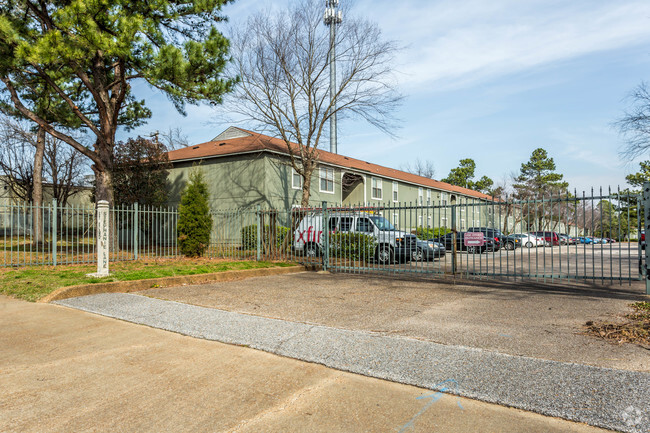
[167, 127, 495, 201]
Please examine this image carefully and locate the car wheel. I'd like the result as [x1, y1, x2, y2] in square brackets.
[467, 246, 478, 254]
[525, 241, 533, 248]
[411, 248, 424, 262]
[505, 241, 514, 251]
[304, 243, 320, 258]
[376, 245, 393, 264]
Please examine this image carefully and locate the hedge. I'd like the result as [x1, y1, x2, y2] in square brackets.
[328, 232, 375, 261]
[241, 224, 289, 250]
[414, 226, 451, 239]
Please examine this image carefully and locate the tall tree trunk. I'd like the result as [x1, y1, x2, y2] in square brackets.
[32, 126, 45, 248]
[93, 164, 117, 252]
[301, 167, 313, 208]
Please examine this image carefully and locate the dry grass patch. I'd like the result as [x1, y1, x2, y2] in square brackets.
[585, 301, 650, 349]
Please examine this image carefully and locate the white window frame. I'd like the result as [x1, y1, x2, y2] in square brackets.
[319, 167, 335, 194]
[291, 169, 302, 190]
[392, 181, 398, 202]
[441, 192, 448, 206]
[393, 212, 399, 226]
[426, 189, 431, 205]
[441, 217, 448, 228]
[418, 187, 423, 205]
[371, 177, 383, 200]
[460, 218, 466, 230]
[418, 215, 423, 226]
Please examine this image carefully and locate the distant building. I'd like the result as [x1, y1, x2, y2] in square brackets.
[166, 127, 495, 231]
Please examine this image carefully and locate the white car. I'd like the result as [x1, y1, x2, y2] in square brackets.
[513, 233, 544, 248]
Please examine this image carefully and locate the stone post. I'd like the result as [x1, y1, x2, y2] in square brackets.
[87, 200, 110, 277]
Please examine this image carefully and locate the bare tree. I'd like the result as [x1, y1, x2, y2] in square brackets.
[0, 117, 90, 207]
[155, 127, 190, 151]
[400, 159, 436, 179]
[227, 0, 402, 207]
[617, 81, 650, 159]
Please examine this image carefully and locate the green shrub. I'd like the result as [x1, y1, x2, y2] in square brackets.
[241, 224, 289, 250]
[414, 226, 450, 239]
[177, 170, 213, 257]
[329, 232, 375, 261]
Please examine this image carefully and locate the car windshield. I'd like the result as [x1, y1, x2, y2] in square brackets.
[370, 216, 396, 231]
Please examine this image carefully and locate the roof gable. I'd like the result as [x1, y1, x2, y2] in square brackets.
[211, 126, 252, 141]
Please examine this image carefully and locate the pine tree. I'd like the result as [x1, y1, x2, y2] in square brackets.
[513, 148, 569, 231]
[177, 170, 213, 257]
[441, 158, 494, 194]
[0, 1, 235, 205]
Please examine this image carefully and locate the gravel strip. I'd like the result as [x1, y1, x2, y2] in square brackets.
[55, 293, 650, 433]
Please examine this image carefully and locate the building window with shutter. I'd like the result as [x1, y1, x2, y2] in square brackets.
[392, 181, 398, 202]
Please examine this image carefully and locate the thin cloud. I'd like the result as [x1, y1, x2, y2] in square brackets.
[360, 0, 650, 92]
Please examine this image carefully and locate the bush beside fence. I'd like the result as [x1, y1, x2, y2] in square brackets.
[329, 232, 375, 261]
[241, 224, 289, 251]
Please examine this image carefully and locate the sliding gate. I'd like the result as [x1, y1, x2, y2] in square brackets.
[313, 187, 645, 287]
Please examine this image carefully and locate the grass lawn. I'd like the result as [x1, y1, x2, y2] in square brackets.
[0, 258, 295, 302]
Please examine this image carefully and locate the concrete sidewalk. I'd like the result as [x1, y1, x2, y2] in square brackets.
[54, 292, 650, 433]
[1, 295, 613, 433]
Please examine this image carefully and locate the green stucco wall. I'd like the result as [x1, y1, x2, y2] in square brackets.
[166, 152, 494, 233]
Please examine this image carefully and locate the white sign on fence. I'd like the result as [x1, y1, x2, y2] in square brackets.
[463, 232, 485, 246]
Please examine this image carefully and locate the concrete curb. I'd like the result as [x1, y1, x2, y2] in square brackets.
[40, 265, 313, 303]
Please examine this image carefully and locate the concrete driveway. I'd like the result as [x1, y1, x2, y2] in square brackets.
[142, 272, 649, 372]
[0, 295, 613, 433]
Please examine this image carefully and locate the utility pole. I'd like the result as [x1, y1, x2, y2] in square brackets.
[324, 0, 342, 154]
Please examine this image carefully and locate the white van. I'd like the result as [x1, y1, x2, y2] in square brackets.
[293, 211, 417, 264]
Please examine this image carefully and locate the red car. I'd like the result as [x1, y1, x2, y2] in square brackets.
[529, 231, 560, 246]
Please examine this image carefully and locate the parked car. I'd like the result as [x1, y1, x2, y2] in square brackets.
[293, 211, 418, 264]
[409, 239, 446, 261]
[433, 232, 498, 254]
[466, 227, 504, 251]
[529, 231, 560, 246]
[502, 234, 521, 250]
[641, 231, 646, 250]
[513, 233, 543, 248]
[578, 236, 593, 244]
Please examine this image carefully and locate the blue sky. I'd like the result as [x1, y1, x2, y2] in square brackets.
[119, 0, 650, 194]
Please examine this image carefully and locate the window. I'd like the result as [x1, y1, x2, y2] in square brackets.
[418, 215, 423, 226]
[441, 217, 448, 227]
[392, 181, 398, 202]
[340, 217, 353, 231]
[393, 213, 399, 226]
[418, 187, 423, 205]
[441, 192, 448, 206]
[291, 169, 302, 190]
[356, 217, 373, 233]
[426, 189, 431, 205]
[371, 177, 382, 200]
[328, 217, 339, 231]
[460, 219, 466, 230]
[319, 167, 334, 193]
